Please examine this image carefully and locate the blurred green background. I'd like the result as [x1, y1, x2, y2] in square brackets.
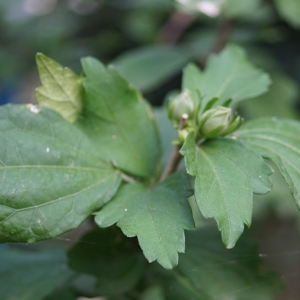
[2, 0, 300, 298]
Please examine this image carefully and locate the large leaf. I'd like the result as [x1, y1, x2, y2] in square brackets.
[95, 172, 195, 269]
[35, 53, 84, 123]
[0, 247, 74, 300]
[78, 57, 161, 178]
[274, 0, 300, 28]
[0, 104, 121, 243]
[68, 227, 145, 295]
[237, 118, 300, 208]
[181, 133, 272, 248]
[183, 45, 271, 110]
[162, 228, 282, 300]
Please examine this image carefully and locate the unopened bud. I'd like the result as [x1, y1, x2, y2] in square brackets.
[167, 89, 195, 126]
[198, 106, 240, 138]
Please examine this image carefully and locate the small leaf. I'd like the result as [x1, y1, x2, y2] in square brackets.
[237, 118, 300, 208]
[35, 53, 84, 123]
[0, 247, 74, 300]
[183, 45, 271, 110]
[68, 227, 145, 295]
[180, 133, 272, 248]
[0, 105, 121, 243]
[79, 57, 161, 178]
[95, 172, 195, 269]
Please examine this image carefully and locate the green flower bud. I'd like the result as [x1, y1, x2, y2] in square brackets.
[198, 106, 239, 138]
[167, 89, 195, 125]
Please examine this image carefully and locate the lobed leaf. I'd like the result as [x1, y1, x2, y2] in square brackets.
[35, 53, 84, 123]
[237, 118, 300, 208]
[181, 133, 272, 248]
[0, 105, 121, 243]
[78, 57, 161, 178]
[182, 45, 271, 110]
[95, 172, 195, 269]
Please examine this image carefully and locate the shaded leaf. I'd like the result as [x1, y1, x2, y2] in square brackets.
[274, 0, 300, 28]
[240, 71, 299, 120]
[0, 105, 121, 243]
[78, 57, 161, 178]
[140, 285, 165, 300]
[237, 118, 300, 208]
[0, 247, 74, 300]
[163, 227, 283, 300]
[95, 173, 195, 269]
[183, 45, 270, 110]
[35, 53, 84, 123]
[180, 133, 272, 247]
[68, 227, 145, 295]
[112, 46, 192, 92]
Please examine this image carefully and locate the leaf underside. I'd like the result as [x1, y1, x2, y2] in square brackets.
[0, 105, 121, 243]
[237, 117, 300, 208]
[95, 172, 195, 269]
[181, 133, 272, 248]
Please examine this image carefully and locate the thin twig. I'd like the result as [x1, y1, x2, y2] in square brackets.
[160, 114, 188, 182]
[202, 18, 235, 67]
[160, 18, 235, 181]
[158, 12, 196, 44]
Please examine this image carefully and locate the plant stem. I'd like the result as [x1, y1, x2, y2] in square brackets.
[160, 114, 188, 181]
[159, 12, 195, 44]
[160, 18, 235, 181]
[202, 18, 234, 67]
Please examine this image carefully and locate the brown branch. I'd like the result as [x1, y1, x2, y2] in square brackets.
[158, 12, 196, 44]
[202, 18, 235, 67]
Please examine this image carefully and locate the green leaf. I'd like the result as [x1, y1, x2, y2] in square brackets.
[274, 0, 300, 28]
[164, 227, 283, 300]
[183, 45, 271, 110]
[240, 71, 299, 120]
[95, 172, 195, 269]
[0, 247, 74, 300]
[237, 118, 300, 209]
[68, 227, 145, 295]
[112, 46, 193, 92]
[140, 285, 165, 300]
[0, 104, 121, 243]
[180, 133, 272, 248]
[79, 57, 161, 178]
[35, 53, 84, 123]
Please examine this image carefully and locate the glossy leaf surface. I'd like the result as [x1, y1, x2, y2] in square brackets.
[95, 173, 194, 269]
[0, 105, 121, 243]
